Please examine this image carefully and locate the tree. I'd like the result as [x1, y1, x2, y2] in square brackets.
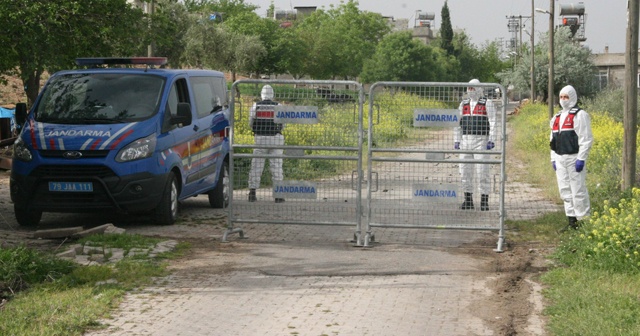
[497, 26, 595, 102]
[273, 27, 310, 79]
[327, 1, 389, 80]
[224, 11, 282, 76]
[183, 20, 265, 81]
[0, 0, 145, 105]
[457, 37, 510, 83]
[360, 31, 454, 83]
[476, 41, 510, 83]
[297, 0, 389, 80]
[183, 0, 257, 18]
[440, 1, 454, 56]
[450, 31, 479, 81]
[147, 0, 192, 67]
[296, 9, 334, 79]
[431, 31, 508, 83]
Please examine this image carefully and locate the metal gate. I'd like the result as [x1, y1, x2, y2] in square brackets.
[224, 80, 507, 251]
[224, 80, 366, 243]
[364, 82, 507, 251]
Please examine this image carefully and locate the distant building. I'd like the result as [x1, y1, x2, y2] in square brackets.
[591, 46, 640, 90]
[272, 4, 437, 44]
[383, 16, 409, 33]
[294, 6, 317, 19]
[127, 0, 144, 10]
[412, 11, 436, 45]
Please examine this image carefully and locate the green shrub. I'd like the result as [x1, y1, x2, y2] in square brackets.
[554, 188, 640, 273]
[0, 246, 76, 297]
[581, 87, 625, 122]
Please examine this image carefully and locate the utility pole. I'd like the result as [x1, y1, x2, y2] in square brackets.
[531, 0, 536, 101]
[147, 0, 155, 57]
[506, 16, 520, 63]
[548, 0, 554, 119]
[519, 15, 524, 57]
[535, 2, 555, 118]
[506, 14, 532, 96]
[622, 0, 639, 190]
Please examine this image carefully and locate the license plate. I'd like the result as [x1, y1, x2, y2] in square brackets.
[48, 182, 93, 192]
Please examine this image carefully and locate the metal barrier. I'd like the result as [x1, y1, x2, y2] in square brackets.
[224, 80, 560, 252]
[224, 80, 366, 244]
[364, 82, 508, 251]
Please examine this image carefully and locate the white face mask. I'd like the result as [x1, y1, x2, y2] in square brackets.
[468, 90, 480, 100]
[560, 99, 572, 110]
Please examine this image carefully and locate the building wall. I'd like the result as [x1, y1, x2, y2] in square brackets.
[592, 52, 640, 89]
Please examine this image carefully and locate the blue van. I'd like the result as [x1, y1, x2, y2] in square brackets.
[10, 57, 230, 226]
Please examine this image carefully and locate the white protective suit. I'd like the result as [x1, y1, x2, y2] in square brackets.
[550, 85, 593, 219]
[454, 79, 497, 196]
[248, 85, 284, 190]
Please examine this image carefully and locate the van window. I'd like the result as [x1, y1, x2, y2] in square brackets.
[191, 76, 226, 118]
[213, 77, 228, 106]
[35, 74, 165, 123]
[162, 78, 190, 132]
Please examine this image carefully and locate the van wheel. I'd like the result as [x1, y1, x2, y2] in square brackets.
[15, 206, 42, 227]
[155, 172, 179, 225]
[208, 160, 229, 208]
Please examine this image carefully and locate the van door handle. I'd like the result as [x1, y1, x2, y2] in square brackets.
[193, 125, 199, 132]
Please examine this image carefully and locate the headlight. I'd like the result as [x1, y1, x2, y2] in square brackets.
[116, 135, 156, 162]
[13, 138, 32, 162]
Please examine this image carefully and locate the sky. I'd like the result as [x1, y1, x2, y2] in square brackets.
[247, 0, 628, 54]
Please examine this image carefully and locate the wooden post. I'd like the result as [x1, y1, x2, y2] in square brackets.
[531, 0, 536, 102]
[547, 0, 554, 119]
[622, 0, 639, 190]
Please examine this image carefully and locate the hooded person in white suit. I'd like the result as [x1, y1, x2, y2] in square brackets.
[549, 85, 594, 230]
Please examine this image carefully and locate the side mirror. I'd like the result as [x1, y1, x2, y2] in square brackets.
[171, 102, 192, 126]
[15, 103, 28, 131]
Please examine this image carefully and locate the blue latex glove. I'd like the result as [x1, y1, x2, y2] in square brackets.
[454, 142, 460, 150]
[487, 141, 495, 150]
[552, 161, 556, 171]
[576, 159, 585, 172]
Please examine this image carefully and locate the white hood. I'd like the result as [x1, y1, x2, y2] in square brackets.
[559, 85, 578, 111]
[467, 78, 483, 101]
[261, 85, 274, 100]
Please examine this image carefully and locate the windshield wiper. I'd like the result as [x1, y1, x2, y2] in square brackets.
[75, 118, 122, 124]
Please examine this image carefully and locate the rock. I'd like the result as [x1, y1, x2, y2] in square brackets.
[72, 223, 122, 238]
[33, 226, 84, 239]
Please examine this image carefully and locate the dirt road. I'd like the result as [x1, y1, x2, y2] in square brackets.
[0, 169, 550, 335]
[0, 99, 556, 335]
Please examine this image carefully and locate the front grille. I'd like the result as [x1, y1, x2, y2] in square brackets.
[32, 165, 116, 178]
[40, 150, 109, 158]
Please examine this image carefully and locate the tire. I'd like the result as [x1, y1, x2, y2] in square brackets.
[14, 205, 42, 227]
[154, 172, 179, 225]
[208, 160, 229, 208]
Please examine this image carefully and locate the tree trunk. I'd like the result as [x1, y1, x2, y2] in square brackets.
[622, 0, 639, 190]
[231, 71, 241, 100]
[23, 69, 42, 107]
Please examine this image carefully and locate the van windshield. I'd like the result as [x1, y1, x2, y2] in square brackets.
[35, 73, 165, 124]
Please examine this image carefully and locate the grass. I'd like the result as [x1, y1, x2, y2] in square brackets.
[0, 234, 190, 336]
[4, 92, 640, 335]
[509, 101, 640, 335]
[542, 267, 640, 336]
[505, 211, 568, 244]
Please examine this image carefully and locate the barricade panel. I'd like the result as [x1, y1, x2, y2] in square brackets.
[365, 82, 507, 249]
[227, 80, 365, 242]
[225, 80, 562, 252]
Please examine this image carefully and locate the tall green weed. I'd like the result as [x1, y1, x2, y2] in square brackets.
[510, 102, 632, 212]
[513, 98, 640, 334]
[0, 246, 75, 298]
[509, 98, 640, 273]
[554, 188, 640, 273]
